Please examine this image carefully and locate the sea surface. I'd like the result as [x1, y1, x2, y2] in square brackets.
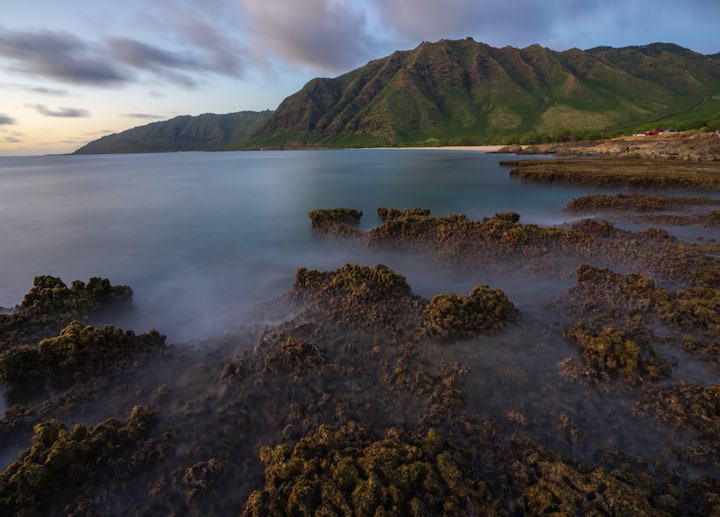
[0, 149, 598, 340]
[1, 149, 719, 462]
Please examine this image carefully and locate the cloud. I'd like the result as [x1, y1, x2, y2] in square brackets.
[366, 0, 720, 51]
[1, 83, 69, 96]
[107, 37, 201, 87]
[30, 104, 90, 117]
[3, 136, 21, 143]
[0, 114, 16, 125]
[367, 0, 568, 48]
[0, 24, 246, 91]
[162, 8, 246, 76]
[242, 0, 380, 72]
[124, 113, 162, 119]
[0, 28, 126, 85]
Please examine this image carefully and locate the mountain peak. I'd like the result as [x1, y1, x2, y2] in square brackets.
[247, 40, 720, 148]
[75, 40, 720, 153]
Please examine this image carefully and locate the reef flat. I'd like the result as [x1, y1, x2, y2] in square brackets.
[3, 159, 720, 514]
[502, 158, 720, 189]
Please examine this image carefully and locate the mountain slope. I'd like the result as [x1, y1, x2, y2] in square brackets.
[74, 111, 273, 154]
[247, 39, 720, 147]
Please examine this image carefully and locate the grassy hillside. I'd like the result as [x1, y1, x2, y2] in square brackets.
[74, 111, 272, 154]
[73, 40, 720, 153]
[247, 39, 720, 148]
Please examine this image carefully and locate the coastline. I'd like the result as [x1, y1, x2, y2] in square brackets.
[362, 145, 506, 152]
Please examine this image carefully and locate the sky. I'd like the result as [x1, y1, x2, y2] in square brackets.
[1, 0, 719, 156]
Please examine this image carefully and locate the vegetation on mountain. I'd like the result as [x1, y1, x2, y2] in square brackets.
[248, 40, 720, 148]
[73, 111, 272, 154]
[74, 40, 720, 153]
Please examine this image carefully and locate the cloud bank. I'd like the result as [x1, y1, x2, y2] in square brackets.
[0, 28, 126, 85]
[30, 104, 90, 118]
[242, 0, 381, 72]
[366, 0, 720, 51]
[2, 0, 718, 96]
[0, 22, 246, 90]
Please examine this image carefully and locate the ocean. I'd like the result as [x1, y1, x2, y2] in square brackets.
[0, 149, 596, 341]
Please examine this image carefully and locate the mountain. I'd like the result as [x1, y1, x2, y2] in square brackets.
[73, 111, 273, 154]
[247, 40, 720, 147]
[74, 40, 720, 153]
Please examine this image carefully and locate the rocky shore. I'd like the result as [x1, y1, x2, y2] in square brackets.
[498, 130, 720, 162]
[2, 145, 720, 514]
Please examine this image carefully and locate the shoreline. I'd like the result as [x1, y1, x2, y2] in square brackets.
[361, 145, 506, 152]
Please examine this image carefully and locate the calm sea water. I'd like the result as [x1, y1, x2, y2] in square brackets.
[0, 150, 590, 339]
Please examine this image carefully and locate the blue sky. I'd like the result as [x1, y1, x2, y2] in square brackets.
[1, 0, 718, 155]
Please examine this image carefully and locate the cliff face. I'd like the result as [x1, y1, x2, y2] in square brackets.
[249, 39, 720, 147]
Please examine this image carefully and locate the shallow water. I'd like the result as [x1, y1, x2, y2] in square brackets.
[0, 150, 604, 341]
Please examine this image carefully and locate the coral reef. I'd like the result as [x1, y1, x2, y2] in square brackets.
[565, 193, 720, 213]
[563, 325, 672, 384]
[3, 179, 720, 515]
[420, 285, 519, 340]
[312, 207, 720, 285]
[243, 424, 497, 516]
[0, 276, 133, 352]
[291, 263, 426, 336]
[505, 158, 720, 189]
[308, 208, 363, 236]
[0, 321, 166, 385]
[0, 406, 163, 517]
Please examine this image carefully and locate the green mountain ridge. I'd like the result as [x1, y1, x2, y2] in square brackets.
[249, 40, 720, 147]
[73, 111, 273, 154]
[75, 40, 720, 153]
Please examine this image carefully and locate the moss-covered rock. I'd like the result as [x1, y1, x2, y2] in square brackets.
[656, 286, 720, 336]
[564, 325, 672, 384]
[376, 207, 431, 222]
[420, 285, 519, 340]
[0, 276, 133, 352]
[0, 406, 160, 516]
[292, 264, 426, 333]
[565, 193, 720, 213]
[556, 264, 720, 375]
[0, 321, 166, 385]
[638, 382, 720, 441]
[243, 424, 497, 516]
[262, 337, 328, 373]
[308, 208, 363, 236]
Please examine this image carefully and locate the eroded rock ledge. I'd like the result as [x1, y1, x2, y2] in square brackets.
[500, 131, 720, 162]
